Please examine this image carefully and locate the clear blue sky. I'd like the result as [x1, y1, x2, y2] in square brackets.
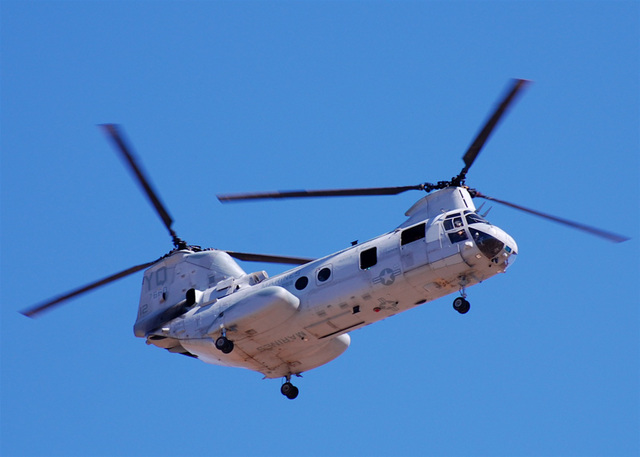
[2, 2, 638, 456]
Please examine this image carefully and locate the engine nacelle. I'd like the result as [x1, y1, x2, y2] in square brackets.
[208, 286, 300, 337]
[134, 249, 246, 337]
[134, 288, 197, 338]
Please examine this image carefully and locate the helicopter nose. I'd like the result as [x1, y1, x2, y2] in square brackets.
[469, 224, 518, 268]
[488, 226, 518, 269]
[500, 230, 518, 268]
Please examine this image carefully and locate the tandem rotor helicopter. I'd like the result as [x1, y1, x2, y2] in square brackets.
[22, 79, 628, 399]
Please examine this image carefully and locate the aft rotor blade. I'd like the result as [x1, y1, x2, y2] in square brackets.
[218, 185, 425, 202]
[474, 192, 630, 243]
[225, 251, 313, 265]
[460, 79, 530, 178]
[21, 260, 157, 318]
[100, 124, 180, 244]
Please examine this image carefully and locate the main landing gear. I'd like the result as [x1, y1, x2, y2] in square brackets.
[215, 335, 234, 354]
[281, 375, 300, 400]
[453, 296, 470, 314]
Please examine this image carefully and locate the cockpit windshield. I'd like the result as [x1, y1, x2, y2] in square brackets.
[443, 211, 488, 229]
[464, 211, 488, 225]
[470, 228, 504, 258]
[441, 210, 504, 257]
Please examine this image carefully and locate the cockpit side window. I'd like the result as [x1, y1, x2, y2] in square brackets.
[443, 213, 468, 243]
[448, 229, 468, 243]
[443, 214, 464, 231]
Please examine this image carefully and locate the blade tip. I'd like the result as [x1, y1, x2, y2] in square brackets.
[98, 123, 117, 133]
[612, 236, 631, 243]
[513, 78, 533, 86]
[20, 309, 37, 318]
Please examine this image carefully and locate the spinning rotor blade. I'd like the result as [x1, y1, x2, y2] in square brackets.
[217, 185, 425, 202]
[474, 192, 630, 243]
[225, 251, 313, 265]
[21, 260, 157, 318]
[459, 79, 530, 180]
[218, 80, 531, 203]
[22, 250, 311, 318]
[100, 124, 184, 248]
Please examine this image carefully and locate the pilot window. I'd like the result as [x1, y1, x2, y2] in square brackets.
[401, 223, 425, 246]
[443, 216, 464, 231]
[360, 247, 377, 270]
[443, 213, 468, 243]
[448, 229, 468, 243]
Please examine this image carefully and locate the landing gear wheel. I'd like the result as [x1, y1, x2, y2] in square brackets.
[281, 382, 299, 400]
[215, 336, 234, 354]
[453, 297, 470, 314]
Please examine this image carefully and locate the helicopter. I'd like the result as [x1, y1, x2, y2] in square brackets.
[22, 79, 628, 400]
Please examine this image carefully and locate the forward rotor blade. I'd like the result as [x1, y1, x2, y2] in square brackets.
[460, 79, 530, 177]
[474, 192, 630, 243]
[21, 260, 157, 318]
[225, 251, 313, 265]
[218, 185, 425, 202]
[100, 124, 179, 243]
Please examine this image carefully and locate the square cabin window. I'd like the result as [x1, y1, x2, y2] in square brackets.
[360, 247, 377, 270]
[401, 223, 426, 246]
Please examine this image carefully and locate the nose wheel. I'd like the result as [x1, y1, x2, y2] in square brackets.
[453, 296, 470, 314]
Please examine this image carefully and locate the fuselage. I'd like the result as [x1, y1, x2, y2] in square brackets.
[137, 187, 518, 378]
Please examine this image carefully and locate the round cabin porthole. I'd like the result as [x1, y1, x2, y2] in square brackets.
[317, 267, 331, 282]
[295, 276, 309, 290]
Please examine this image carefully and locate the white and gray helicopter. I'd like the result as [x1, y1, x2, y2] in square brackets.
[23, 79, 628, 399]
